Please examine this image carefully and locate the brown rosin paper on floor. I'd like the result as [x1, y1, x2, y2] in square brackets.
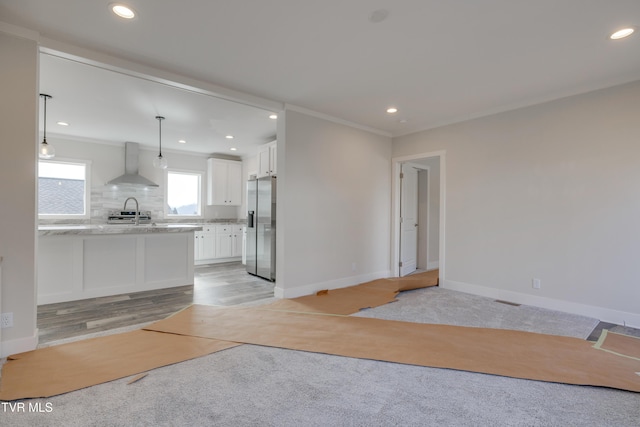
[594, 330, 640, 361]
[264, 270, 439, 315]
[0, 330, 240, 401]
[0, 271, 439, 401]
[263, 285, 398, 315]
[360, 269, 439, 292]
[144, 305, 640, 393]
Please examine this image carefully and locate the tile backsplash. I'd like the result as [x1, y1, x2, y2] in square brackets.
[40, 184, 242, 225]
[91, 185, 164, 223]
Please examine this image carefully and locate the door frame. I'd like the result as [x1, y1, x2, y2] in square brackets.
[391, 150, 446, 278]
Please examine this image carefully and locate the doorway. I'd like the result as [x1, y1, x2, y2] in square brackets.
[392, 151, 445, 279]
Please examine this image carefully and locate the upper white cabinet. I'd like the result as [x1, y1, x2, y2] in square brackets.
[257, 140, 277, 178]
[207, 158, 242, 206]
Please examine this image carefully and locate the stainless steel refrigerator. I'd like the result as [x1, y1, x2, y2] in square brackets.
[246, 176, 276, 281]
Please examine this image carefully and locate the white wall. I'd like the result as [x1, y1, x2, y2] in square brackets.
[0, 30, 39, 356]
[417, 169, 429, 270]
[427, 159, 440, 268]
[416, 156, 440, 270]
[0, 22, 269, 357]
[276, 108, 392, 298]
[393, 80, 640, 327]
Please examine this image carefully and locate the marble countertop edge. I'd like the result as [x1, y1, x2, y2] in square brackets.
[38, 223, 205, 236]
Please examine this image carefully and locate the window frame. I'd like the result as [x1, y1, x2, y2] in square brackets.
[165, 168, 204, 219]
[38, 157, 92, 220]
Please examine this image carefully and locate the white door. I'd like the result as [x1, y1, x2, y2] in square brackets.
[399, 165, 418, 276]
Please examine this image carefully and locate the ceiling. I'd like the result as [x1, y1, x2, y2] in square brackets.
[38, 53, 279, 156]
[1, 1, 640, 155]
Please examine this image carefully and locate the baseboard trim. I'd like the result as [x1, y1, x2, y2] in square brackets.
[37, 278, 195, 305]
[195, 256, 242, 266]
[274, 270, 392, 299]
[1, 329, 38, 358]
[441, 279, 640, 329]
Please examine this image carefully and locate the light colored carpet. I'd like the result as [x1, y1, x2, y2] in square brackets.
[2, 288, 638, 426]
[353, 286, 600, 339]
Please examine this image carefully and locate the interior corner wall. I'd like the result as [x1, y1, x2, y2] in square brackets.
[276, 109, 392, 298]
[417, 170, 429, 270]
[419, 157, 440, 269]
[0, 30, 39, 357]
[392, 79, 640, 327]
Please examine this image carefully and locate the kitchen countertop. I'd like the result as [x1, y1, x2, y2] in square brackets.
[38, 223, 203, 236]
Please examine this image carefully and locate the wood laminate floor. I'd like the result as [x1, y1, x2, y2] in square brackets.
[37, 262, 275, 344]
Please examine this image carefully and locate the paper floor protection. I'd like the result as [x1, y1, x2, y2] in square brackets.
[0, 330, 239, 401]
[264, 269, 439, 315]
[145, 305, 640, 393]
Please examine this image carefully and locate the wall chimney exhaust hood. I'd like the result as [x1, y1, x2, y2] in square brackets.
[106, 142, 159, 187]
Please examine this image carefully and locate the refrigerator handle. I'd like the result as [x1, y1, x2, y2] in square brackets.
[248, 211, 255, 228]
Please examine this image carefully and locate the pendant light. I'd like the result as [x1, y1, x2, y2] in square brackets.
[153, 115, 168, 169]
[39, 94, 55, 159]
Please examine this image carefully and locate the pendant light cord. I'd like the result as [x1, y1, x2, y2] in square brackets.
[43, 95, 47, 142]
[41, 94, 52, 143]
[156, 115, 164, 157]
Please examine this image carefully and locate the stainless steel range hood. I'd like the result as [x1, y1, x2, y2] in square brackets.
[106, 142, 159, 187]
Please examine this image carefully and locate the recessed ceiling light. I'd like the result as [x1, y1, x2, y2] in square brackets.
[269, 114, 278, 120]
[230, 147, 237, 151]
[610, 27, 635, 40]
[178, 140, 186, 144]
[386, 107, 398, 114]
[57, 121, 69, 126]
[110, 4, 136, 19]
[225, 135, 234, 139]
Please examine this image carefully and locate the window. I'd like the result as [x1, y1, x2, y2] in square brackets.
[38, 159, 90, 218]
[166, 170, 202, 217]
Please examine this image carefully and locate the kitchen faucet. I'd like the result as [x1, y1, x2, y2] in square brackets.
[123, 197, 140, 225]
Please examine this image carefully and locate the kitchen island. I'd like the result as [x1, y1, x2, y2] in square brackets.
[38, 224, 202, 304]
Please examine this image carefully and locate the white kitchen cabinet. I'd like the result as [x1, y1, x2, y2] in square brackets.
[194, 226, 215, 261]
[38, 231, 195, 304]
[257, 144, 270, 177]
[207, 158, 242, 205]
[195, 224, 243, 265]
[232, 225, 243, 257]
[214, 224, 243, 258]
[269, 142, 277, 176]
[257, 141, 277, 178]
[215, 224, 232, 258]
[194, 232, 202, 260]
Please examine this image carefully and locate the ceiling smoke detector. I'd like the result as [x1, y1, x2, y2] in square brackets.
[369, 9, 389, 24]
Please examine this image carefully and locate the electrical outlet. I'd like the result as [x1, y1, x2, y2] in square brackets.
[532, 278, 541, 290]
[1, 312, 13, 328]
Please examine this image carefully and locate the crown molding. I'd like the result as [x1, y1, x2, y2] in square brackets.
[285, 104, 392, 138]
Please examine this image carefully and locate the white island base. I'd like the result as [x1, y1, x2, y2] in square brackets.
[38, 230, 195, 305]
